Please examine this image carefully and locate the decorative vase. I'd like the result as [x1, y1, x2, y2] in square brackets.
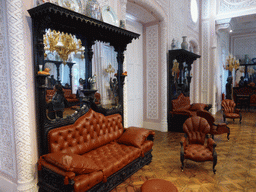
[171, 39, 176, 50]
[120, 20, 126, 29]
[244, 54, 249, 64]
[85, 0, 102, 21]
[181, 36, 188, 50]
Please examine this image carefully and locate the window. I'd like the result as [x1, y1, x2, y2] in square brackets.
[190, 0, 198, 23]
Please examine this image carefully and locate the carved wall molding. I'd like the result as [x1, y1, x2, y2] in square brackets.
[4, 0, 37, 191]
[0, 0, 16, 179]
[126, 0, 168, 131]
[201, 20, 210, 103]
[146, 24, 159, 120]
[218, 0, 256, 15]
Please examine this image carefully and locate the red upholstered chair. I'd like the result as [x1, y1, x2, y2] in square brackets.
[197, 110, 230, 140]
[94, 92, 101, 105]
[221, 99, 242, 124]
[180, 116, 217, 173]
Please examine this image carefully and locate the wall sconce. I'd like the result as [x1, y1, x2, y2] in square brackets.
[43, 29, 85, 64]
[105, 64, 115, 75]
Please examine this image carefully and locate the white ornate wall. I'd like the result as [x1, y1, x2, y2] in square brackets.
[126, 20, 144, 127]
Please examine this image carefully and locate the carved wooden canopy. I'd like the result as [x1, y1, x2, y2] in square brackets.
[28, 2, 140, 52]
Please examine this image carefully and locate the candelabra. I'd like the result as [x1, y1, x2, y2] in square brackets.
[223, 54, 240, 72]
[223, 54, 240, 100]
[172, 59, 180, 76]
[43, 29, 85, 64]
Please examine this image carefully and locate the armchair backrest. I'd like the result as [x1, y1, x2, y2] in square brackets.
[183, 116, 210, 145]
[221, 99, 236, 113]
[196, 111, 215, 129]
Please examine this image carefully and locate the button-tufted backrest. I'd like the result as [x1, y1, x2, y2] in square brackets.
[171, 93, 190, 111]
[183, 116, 210, 145]
[48, 109, 123, 154]
[221, 99, 236, 113]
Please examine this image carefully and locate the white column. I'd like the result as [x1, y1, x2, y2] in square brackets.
[6, 0, 37, 191]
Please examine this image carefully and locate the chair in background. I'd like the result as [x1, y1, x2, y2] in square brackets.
[180, 116, 217, 173]
[197, 110, 230, 140]
[221, 99, 242, 124]
[94, 92, 101, 105]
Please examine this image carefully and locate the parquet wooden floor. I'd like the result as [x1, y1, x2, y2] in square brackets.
[111, 110, 256, 192]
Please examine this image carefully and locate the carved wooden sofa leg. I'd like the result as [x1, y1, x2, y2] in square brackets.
[180, 142, 185, 171]
[227, 126, 230, 141]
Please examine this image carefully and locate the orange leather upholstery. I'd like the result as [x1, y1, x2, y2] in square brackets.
[94, 92, 101, 105]
[180, 116, 217, 173]
[82, 142, 141, 178]
[170, 93, 209, 117]
[197, 110, 230, 140]
[141, 179, 178, 192]
[221, 99, 242, 123]
[46, 89, 79, 103]
[250, 94, 256, 107]
[39, 109, 154, 192]
[48, 109, 124, 154]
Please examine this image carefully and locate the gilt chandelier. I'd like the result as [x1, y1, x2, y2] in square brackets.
[43, 29, 85, 64]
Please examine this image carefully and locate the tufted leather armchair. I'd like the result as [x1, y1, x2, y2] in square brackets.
[221, 99, 242, 124]
[197, 110, 230, 140]
[180, 116, 217, 173]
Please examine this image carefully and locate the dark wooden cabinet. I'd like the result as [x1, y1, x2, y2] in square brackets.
[168, 49, 200, 131]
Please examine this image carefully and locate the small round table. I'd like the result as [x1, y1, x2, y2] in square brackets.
[141, 179, 178, 192]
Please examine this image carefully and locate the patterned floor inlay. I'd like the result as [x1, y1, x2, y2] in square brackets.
[111, 111, 256, 192]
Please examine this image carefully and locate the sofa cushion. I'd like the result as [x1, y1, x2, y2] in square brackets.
[83, 142, 141, 178]
[174, 104, 191, 111]
[190, 103, 207, 111]
[117, 127, 151, 148]
[44, 152, 101, 174]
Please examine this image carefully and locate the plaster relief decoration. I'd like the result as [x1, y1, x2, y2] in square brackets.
[146, 24, 159, 120]
[202, 20, 210, 103]
[219, 0, 256, 15]
[0, 1, 16, 178]
[202, 0, 210, 19]
[6, 0, 36, 190]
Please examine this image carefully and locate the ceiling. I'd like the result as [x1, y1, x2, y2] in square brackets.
[126, 2, 157, 24]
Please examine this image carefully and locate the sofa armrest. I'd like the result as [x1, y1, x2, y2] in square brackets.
[147, 130, 155, 141]
[39, 159, 76, 185]
[204, 104, 212, 111]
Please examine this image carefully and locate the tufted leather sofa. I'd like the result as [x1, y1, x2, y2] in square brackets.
[46, 88, 79, 104]
[37, 109, 155, 192]
[169, 93, 212, 132]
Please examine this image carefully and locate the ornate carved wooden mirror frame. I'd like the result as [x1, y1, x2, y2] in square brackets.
[28, 3, 139, 155]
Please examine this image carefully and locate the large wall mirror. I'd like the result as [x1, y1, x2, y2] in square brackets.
[28, 3, 139, 155]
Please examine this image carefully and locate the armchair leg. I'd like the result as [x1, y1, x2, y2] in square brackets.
[213, 153, 217, 174]
[180, 152, 184, 171]
[227, 132, 230, 141]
